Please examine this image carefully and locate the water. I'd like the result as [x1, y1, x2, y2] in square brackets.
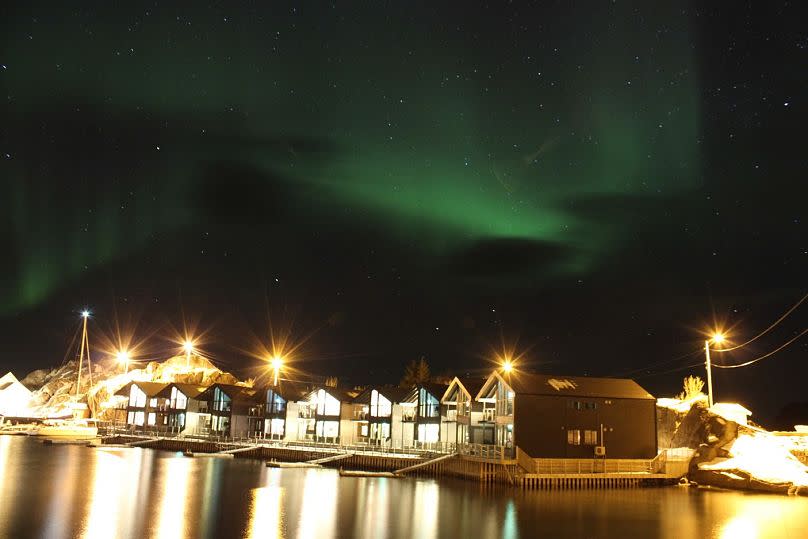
[1, 436, 806, 539]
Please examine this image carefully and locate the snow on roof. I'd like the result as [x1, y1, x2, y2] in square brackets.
[656, 394, 708, 413]
[699, 432, 808, 487]
[709, 402, 752, 424]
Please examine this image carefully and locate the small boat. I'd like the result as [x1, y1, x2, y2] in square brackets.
[0, 423, 40, 435]
[30, 418, 98, 440]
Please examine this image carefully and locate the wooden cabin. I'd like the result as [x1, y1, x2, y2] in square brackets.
[115, 381, 169, 428]
[195, 383, 259, 438]
[350, 386, 412, 448]
[294, 386, 358, 444]
[440, 376, 491, 445]
[153, 383, 207, 434]
[402, 383, 449, 445]
[475, 371, 657, 459]
[249, 381, 312, 441]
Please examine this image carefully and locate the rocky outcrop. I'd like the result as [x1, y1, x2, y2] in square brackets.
[22, 354, 246, 418]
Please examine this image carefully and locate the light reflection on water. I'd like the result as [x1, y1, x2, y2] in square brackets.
[0, 436, 807, 538]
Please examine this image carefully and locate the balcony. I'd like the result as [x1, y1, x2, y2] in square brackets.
[482, 408, 496, 422]
[299, 407, 315, 419]
[353, 410, 368, 421]
[445, 409, 457, 422]
[401, 409, 416, 422]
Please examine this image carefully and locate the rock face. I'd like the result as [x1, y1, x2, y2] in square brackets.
[21, 354, 245, 418]
[658, 394, 808, 495]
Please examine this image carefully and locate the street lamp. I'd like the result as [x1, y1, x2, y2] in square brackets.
[502, 359, 513, 374]
[270, 356, 283, 386]
[183, 340, 194, 367]
[704, 332, 725, 408]
[117, 350, 131, 374]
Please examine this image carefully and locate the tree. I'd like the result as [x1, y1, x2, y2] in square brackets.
[401, 356, 431, 387]
[677, 375, 705, 400]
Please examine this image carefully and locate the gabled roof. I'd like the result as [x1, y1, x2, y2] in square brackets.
[403, 382, 450, 403]
[476, 371, 655, 401]
[441, 377, 487, 403]
[155, 383, 208, 400]
[114, 381, 170, 398]
[197, 383, 258, 403]
[303, 385, 360, 403]
[262, 381, 312, 402]
[353, 385, 412, 405]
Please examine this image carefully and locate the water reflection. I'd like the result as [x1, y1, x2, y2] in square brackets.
[0, 437, 807, 539]
[154, 456, 192, 539]
[297, 469, 338, 539]
[245, 481, 284, 538]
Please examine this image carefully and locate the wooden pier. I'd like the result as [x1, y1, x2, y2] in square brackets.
[99, 435, 689, 489]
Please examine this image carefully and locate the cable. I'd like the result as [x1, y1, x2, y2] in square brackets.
[606, 348, 702, 378]
[713, 328, 808, 369]
[633, 360, 706, 379]
[713, 291, 807, 352]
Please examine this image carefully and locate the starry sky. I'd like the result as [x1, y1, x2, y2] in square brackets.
[1, 2, 805, 423]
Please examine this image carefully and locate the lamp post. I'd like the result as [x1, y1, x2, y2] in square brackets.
[270, 356, 283, 386]
[183, 340, 194, 367]
[117, 350, 130, 374]
[502, 359, 513, 374]
[704, 332, 725, 408]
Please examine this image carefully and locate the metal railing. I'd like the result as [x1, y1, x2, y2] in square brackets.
[532, 458, 655, 474]
[457, 443, 510, 460]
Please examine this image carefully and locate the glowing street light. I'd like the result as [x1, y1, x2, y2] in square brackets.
[183, 340, 194, 367]
[704, 332, 726, 408]
[81, 310, 91, 319]
[270, 356, 283, 386]
[502, 359, 513, 374]
[117, 350, 131, 374]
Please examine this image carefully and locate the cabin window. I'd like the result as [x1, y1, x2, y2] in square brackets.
[268, 418, 285, 437]
[266, 390, 286, 414]
[584, 430, 598, 445]
[417, 423, 439, 442]
[170, 387, 187, 410]
[567, 429, 581, 445]
[418, 389, 440, 418]
[315, 389, 341, 416]
[212, 388, 232, 412]
[359, 424, 369, 437]
[370, 422, 390, 440]
[147, 413, 156, 426]
[371, 390, 392, 417]
[315, 419, 339, 439]
[129, 385, 146, 408]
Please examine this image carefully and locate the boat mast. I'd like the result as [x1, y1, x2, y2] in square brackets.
[76, 311, 92, 396]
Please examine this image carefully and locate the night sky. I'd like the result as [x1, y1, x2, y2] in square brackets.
[1, 2, 805, 424]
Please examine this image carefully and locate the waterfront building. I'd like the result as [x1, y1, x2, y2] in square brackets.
[115, 381, 169, 428]
[440, 377, 491, 445]
[249, 381, 312, 441]
[294, 386, 359, 443]
[350, 386, 412, 447]
[195, 383, 259, 438]
[402, 383, 449, 445]
[0, 372, 32, 417]
[475, 370, 657, 460]
[153, 383, 207, 434]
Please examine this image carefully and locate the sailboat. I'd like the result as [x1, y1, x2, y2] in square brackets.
[30, 311, 99, 440]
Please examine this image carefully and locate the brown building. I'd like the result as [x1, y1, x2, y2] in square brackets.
[476, 371, 657, 459]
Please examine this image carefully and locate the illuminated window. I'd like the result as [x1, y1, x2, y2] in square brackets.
[371, 390, 392, 417]
[567, 429, 581, 445]
[129, 385, 146, 408]
[418, 389, 439, 418]
[315, 390, 340, 416]
[417, 423, 439, 442]
[315, 420, 339, 438]
[584, 430, 598, 445]
[147, 413, 156, 426]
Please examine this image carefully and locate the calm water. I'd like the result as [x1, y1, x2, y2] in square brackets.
[1, 436, 806, 539]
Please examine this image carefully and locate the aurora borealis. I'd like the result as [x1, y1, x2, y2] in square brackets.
[1, 2, 805, 421]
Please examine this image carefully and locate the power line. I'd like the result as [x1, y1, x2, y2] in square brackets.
[713, 328, 808, 369]
[713, 291, 808, 352]
[633, 360, 706, 379]
[606, 348, 702, 378]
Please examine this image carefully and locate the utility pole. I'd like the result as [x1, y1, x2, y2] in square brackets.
[704, 339, 714, 408]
